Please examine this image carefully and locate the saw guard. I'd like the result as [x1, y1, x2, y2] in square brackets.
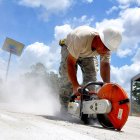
[97, 83, 130, 131]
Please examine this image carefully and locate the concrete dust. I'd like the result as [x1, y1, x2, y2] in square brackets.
[0, 78, 60, 116]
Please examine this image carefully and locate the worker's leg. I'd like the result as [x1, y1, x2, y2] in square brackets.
[59, 45, 74, 111]
[77, 57, 98, 90]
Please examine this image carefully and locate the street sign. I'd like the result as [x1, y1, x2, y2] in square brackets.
[2, 37, 25, 56]
[2, 37, 25, 80]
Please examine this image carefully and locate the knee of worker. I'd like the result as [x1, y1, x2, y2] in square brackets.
[83, 75, 97, 91]
[59, 62, 68, 76]
[83, 68, 97, 82]
[83, 73, 97, 82]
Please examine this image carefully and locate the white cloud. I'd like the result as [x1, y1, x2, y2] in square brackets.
[119, 7, 140, 57]
[120, 7, 140, 37]
[18, 0, 73, 10]
[111, 61, 140, 96]
[83, 0, 93, 3]
[95, 7, 140, 57]
[18, 0, 41, 7]
[54, 24, 72, 40]
[17, 0, 95, 21]
[117, 48, 132, 57]
[117, 0, 140, 5]
[96, 18, 124, 33]
[132, 47, 140, 63]
[106, 0, 139, 15]
[18, 0, 73, 20]
[65, 15, 94, 27]
[106, 6, 119, 15]
[19, 42, 60, 73]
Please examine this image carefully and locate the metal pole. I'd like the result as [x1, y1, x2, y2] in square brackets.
[6, 52, 12, 81]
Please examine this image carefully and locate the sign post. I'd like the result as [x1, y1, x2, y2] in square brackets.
[5, 52, 12, 80]
[2, 37, 25, 81]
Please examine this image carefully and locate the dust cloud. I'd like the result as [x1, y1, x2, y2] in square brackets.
[0, 77, 61, 116]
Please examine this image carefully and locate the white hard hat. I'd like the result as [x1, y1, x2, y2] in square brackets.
[99, 28, 122, 51]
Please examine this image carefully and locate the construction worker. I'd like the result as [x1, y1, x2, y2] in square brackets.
[59, 26, 122, 111]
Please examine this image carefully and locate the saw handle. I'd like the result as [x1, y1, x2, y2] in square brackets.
[70, 82, 104, 102]
[78, 81, 104, 95]
[83, 81, 104, 89]
[77, 87, 89, 95]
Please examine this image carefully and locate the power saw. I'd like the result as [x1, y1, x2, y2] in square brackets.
[68, 82, 130, 131]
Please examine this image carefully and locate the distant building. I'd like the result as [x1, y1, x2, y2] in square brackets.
[130, 73, 140, 115]
[131, 73, 140, 82]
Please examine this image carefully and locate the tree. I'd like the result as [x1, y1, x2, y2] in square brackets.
[23, 62, 60, 95]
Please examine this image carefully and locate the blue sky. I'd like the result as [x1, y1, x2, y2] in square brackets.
[0, 0, 140, 94]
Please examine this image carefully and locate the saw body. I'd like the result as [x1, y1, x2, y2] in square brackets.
[68, 82, 130, 131]
[68, 99, 111, 115]
[82, 99, 112, 114]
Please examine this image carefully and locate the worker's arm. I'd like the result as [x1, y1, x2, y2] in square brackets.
[67, 53, 80, 93]
[100, 61, 110, 83]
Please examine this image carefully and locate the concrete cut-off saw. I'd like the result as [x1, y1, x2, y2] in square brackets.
[68, 82, 130, 131]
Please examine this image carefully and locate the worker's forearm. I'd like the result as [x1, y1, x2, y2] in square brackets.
[100, 62, 110, 83]
[67, 55, 79, 90]
[67, 64, 79, 88]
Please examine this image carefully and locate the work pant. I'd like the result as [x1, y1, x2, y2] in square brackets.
[59, 45, 98, 108]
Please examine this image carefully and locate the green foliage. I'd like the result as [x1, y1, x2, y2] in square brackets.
[23, 62, 60, 94]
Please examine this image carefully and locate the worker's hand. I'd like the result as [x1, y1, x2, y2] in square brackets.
[70, 86, 81, 102]
[73, 86, 82, 96]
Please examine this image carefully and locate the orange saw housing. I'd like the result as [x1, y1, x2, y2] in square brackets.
[97, 83, 130, 131]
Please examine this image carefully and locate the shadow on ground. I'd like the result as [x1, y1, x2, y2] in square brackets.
[40, 113, 121, 132]
[40, 113, 83, 124]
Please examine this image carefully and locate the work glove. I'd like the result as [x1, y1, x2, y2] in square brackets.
[59, 39, 66, 46]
